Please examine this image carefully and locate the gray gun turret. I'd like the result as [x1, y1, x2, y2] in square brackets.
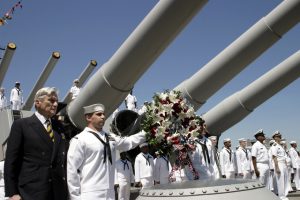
[0, 43, 17, 86]
[22, 52, 61, 110]
[67, 0, 208, 129]
[203, 50, 300, 136]
[175, 0, 300, 110]
[62, 60, 97, 104]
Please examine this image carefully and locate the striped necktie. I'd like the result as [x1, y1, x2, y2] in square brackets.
[45, 119, 54, 142]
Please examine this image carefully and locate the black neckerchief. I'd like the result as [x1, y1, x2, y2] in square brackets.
[88, 131, 112, 164]
[225, 148, 232, 162]
[142, 153, 151, 166]
[121, 159, 129, 170]
[196, 139, 210, 164]
[242, 148, 249, 160]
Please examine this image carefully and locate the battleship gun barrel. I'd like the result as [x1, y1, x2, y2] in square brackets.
[0, 43, 17, 86]
[62, 60, 97, 103]
[68, 0, 208, 129]
[22, 52, 60, 110]
[175, 0, 300, 110]
[203, 50, 300, 136]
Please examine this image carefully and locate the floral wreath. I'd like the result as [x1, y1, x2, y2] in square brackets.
[141, 90, 205, 180]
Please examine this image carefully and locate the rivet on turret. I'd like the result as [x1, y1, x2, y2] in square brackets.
[235, 187, 240, 190]
[152, 192, 156, 195]
[214, 189, 218, 193]
[245, 186, 248, 189]
[146, 192, 149, 196]
[179, 192, 184, 195]
[257, 184, 261, 187]
[252, 185, 256, 188]
[160, 192, 163, 195]
[225, 188, 230, 191]
[190, 191, 195, 194]
[202, 189, 207, 193]
[169, 192, 173, 195]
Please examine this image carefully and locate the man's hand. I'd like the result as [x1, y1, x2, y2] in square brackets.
[9, 194, 22, 200]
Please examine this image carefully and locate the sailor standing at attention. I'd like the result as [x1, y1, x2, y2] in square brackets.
[289, 141, 300, 191]
[154, 153, 171, 185]
[134, 143, 154, 189]
[251, 129, 270, 188]
[236, 138, 253, 179]
[67, 103, 146, 200]
[115, 152, 135, 200]
[10, 81, 23, 110]
[271, 131, 289, 200]
[219, 138, 236, 179]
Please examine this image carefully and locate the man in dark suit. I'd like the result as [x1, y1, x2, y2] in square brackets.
[4, 87, 68, 200]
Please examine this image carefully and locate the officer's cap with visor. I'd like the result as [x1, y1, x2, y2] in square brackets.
[254, 129, 265, 139]
[272, 131, 281, 139]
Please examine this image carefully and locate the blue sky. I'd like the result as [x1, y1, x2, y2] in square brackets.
[1, 0, 300, 147]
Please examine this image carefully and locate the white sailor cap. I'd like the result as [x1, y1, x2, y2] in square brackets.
[272, 130, 281, 139]
[74, 79, 79, 83]
[290, 141, 297, 145]
[139, 142, 148, 148]
[238, 138, 247, 142]
[83, 103, 105, 114]
[223, 138, 231, 143]
[209, 136, 217, 140]
[15, 81, 20, 85]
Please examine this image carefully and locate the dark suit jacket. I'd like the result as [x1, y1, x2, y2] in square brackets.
[4, 114, 68, 200]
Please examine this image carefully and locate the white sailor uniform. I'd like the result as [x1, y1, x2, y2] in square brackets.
[154, 156, 172, 184]
[236, 147, 252, 179]
[0, 94, 8, 110]
[125, 94, 137, 111]
[289, 146, 300, 190]
[251, 141, 270, 187]
[219, 147, 236, 179]
[10, 87, 23, 110]
[70, 85, 81, 100]
[271, 142, 289, 200]
[115, 159, 134, 200]
[191, 138, 215, 180]
[67, 127, 145, 200]
[134, 152, 154, 189]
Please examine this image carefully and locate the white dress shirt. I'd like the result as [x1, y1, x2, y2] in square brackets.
[134, 152, 154, 182]
[236, 147, 252, 173]
[154, 156, 171, 184]
[219, 147, 236, 176]
[251, 141, 269, 163]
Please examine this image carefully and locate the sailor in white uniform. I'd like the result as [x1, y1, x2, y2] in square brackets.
[209, 136, 221, 179]
[154, 153, 171, 184]
[271, 131, 289, 200]
[268, 140, 277, 193]
[10, 82, 23, 110]
[115, 152, 135, 200]
[289, 141, 300, 190]
[0, 88, 8, 111]
[67, 103, 146, 200]
[70, 79, 81, 100]
[134, 143, 154, 189]
[251, 129, 270, 188]
[124, 91, 137, 112]
[236, 138, 253, 179]
[191, 133, 215, 180]
[219, 138, 236, 179]
[281, 140, 293, 192]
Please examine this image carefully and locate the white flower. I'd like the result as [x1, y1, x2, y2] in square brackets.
[190, 129, 199, 137]
[186, 108, 195, 118]
[158, 92, 168, 101]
